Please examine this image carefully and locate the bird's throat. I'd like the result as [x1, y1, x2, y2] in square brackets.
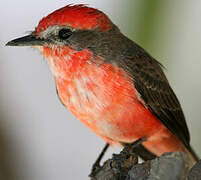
[41, 46, 94, 79]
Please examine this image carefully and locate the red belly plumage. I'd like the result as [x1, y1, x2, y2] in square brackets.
[42, 46, 184, 156]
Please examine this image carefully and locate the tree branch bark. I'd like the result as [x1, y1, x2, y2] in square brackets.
[90, 145, 200, 180]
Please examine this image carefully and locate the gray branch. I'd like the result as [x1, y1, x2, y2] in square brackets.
[90, 146, 201, 180]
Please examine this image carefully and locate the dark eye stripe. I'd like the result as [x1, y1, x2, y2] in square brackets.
[58, 29, 72, 40]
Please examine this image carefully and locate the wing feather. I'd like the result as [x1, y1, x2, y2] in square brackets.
[119, 47, 190, 148]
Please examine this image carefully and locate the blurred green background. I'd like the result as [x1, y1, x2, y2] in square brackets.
[0, 1, 201, 179]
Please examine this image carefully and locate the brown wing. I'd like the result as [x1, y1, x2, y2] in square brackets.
[87, 29, 190, 148]
[119, 45, 190, 148]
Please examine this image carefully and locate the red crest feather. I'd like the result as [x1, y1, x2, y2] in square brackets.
[35, 4, 112, 34]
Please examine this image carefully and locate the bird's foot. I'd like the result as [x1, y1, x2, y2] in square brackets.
[89, 143, 109, 177]
[130, 137, 146, 150]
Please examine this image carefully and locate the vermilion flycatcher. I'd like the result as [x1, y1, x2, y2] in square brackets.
[6, 4, 198, 167]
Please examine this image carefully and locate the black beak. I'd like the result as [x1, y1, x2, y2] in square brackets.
[6, 34, 45, 46]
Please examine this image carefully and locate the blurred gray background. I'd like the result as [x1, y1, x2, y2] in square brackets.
[1, 0, 201, 179]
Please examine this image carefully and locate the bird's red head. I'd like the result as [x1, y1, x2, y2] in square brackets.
[35, 4, 112, 35]
[6, 4, 117, 48]
[6, 4, 120, 76]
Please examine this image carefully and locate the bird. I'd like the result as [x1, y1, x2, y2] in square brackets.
[6, 4, 198, 169]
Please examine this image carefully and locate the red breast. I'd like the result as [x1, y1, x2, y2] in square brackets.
[42, 46, 184, 155]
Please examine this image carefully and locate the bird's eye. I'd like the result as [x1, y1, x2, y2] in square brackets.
[58, 29, 72, 40]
